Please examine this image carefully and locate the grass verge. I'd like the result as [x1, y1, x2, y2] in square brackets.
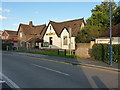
[14, 49, 77, 59]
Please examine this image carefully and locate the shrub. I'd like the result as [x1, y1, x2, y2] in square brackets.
[92, 44, 120, 63]
[2, 43, 10, 50]
[2, 43, 12, 50]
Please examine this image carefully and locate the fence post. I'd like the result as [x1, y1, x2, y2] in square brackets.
[64, 50, 66, 56]
[6, 45, 9, 51]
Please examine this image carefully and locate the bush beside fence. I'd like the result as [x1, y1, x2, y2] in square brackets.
[92, 44, 120, 63]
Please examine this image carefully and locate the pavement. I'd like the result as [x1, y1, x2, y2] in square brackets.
[2, 51, 120, 72]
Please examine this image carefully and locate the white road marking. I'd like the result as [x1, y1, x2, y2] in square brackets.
[0, 72, 20, 88]
[31, 64, 70, 76]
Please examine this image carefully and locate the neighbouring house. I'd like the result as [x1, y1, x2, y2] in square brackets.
[42, 18, 85, 50]
[75, 23, 120, 59]
[1, 30, 18, 48]
[17, 21, 46, 48]
[0, 30, 3, 39]
[95, 23, 120, 44]
[2, 30, 17, 40]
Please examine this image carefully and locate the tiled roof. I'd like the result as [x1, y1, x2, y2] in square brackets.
[41, 18, 85, 38]
[18, 23, 46, 35]
[17, 19, 85, 41]
[40, 26, 47, 39]
[49, 18, 85, 37]
[27, 36, 43, 42]
[17, 21, 46, 41]
[4, 30, 17, 36]
[98, 23, 120, 37]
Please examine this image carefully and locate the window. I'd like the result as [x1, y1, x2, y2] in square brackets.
[63, 36, 67, 45]
[50, 26, 51, 30]
[49, 37, 53, 45]
[26, 42, 29, 48]
[20, 32, 22, 37]
[20, 41, 22, 47]
[6, 36, 8, 39]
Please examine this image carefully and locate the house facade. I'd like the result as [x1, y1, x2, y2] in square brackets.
[0, 30, 3, 39]
[1, 30, 18, 48]
[17, 21, 46, 48]
[42, 18, 85, 50]
[1, 30, 17, 41]
[17, 18, 85, 50]
[95, 23, 120, 44]
[95, 37, 120, 44]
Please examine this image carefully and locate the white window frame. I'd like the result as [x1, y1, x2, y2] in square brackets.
[20, 41, 22, 47]
[63, 36, 68, 45]
[6, 36, 8, 39]
[20, 32, 22, 37]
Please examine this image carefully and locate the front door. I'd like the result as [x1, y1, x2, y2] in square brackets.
[49, 37, 53, 45]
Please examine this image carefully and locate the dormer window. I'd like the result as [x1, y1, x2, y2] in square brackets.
[20, 32, 22, 37]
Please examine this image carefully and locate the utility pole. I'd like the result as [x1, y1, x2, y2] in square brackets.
[69, 27, 72, 56]
[109, 0, 112, 65]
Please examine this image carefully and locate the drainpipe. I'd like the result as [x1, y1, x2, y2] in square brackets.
[69, 27, 72, 56]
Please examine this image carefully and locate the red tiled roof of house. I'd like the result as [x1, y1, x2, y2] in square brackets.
[4, 30, 17, 36]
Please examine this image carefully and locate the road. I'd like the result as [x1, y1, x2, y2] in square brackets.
[1, 53, 119, 88]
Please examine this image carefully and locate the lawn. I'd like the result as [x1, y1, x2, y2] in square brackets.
[14, 49, 76, 58]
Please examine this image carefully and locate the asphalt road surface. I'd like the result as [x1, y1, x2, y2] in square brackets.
[1, 53, 119, 88]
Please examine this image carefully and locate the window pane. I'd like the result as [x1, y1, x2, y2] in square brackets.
[63, 36, 67, 45]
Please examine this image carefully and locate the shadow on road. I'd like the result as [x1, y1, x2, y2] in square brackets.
[92, 76, 108, 88]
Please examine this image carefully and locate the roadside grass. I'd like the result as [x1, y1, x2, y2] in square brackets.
[4, 49, 119, 63]
[14, 49, 77, 58]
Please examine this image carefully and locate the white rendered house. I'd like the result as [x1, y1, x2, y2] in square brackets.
[42, 18, 85, 50]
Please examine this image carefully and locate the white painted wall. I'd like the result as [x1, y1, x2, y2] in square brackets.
[95, 37, 120, 44]
[43, 24, 61, 48]
[61, 28, 75, 49]
[43, 24, 76, 49]
[80, 22, 85, 30]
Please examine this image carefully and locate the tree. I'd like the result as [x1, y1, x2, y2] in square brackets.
[86, 1, 117, 28]
[75, 25, 106, 43]
[113, 6, 120, 25]
[76, 1, 118, 43]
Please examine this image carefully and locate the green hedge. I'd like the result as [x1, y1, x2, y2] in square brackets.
[92, 44, 120, 63]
